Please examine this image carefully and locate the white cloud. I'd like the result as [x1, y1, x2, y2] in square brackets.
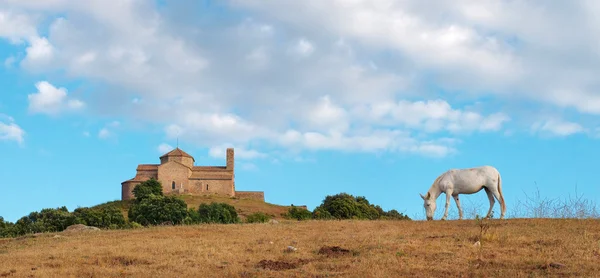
[291, 38, 315, 57]
[10, 0, 600, 159]
[27, 81, 85, 115]
[23, 36, 54, 63]
[0, 9, 38, 43]
[209, 144, 267, 160]
[98, 128, 111, 139]
[157, 143, 174, 154]
[0, 117, 25, 145]
[532, 119, 586, 137]
[357, 99, 509, 133]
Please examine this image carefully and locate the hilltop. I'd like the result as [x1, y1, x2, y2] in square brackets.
[93, 194, 300, 221]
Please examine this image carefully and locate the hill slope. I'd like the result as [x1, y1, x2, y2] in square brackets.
[93, 194, 299, 220]
[0, 219, 598, 277]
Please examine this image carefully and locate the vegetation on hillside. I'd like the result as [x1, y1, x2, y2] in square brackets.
[0, 179, 413, 238]
[283, 192, 411, 221]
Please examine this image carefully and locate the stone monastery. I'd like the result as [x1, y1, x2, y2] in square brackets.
[121, 147, 264, 201]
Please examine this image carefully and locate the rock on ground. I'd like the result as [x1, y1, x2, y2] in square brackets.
[63, 224, 101, 233]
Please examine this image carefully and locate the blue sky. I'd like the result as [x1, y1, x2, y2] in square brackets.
[1, 0, 600, 222]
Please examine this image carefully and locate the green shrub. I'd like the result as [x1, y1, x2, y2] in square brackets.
[381, 209, 411, 220]
[73, 206, 126, 228]
[312, 207, 333, 220]
[285, 207, 313, 221]
[132, 178, 163, 201]
[129, 222, 143, 229]
[313, 193, 410, 221]
[197, 202, 240, 224]
[12, 207, 78, 235]
[246, 212, 271, 223]
[128, 195, 188, 226]
[0, 217, 17, 238]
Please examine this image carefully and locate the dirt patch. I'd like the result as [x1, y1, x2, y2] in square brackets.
[0, 269, 16, 277]
[317, 246, 351, 257]
[109, 256, 152, 267]
[256, 259, 311, 271]
[425, 235, 452, 239]
[538, 262, 566, 270]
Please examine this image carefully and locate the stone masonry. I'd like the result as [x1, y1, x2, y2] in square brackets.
[121, 147, 264, 202]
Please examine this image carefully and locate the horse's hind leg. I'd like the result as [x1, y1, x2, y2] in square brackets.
[453, 194, 463, 220]
[484, 187, 495, 219]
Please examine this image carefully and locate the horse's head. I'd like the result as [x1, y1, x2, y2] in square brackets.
[420, 192, 435, 221]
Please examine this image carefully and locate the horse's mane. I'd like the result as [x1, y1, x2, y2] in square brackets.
[428, 171, 447, 195]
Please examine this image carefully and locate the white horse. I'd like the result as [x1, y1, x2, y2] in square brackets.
[420, 165, 506, 221]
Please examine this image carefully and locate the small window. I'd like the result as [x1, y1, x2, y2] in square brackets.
[206, 184, 209, 191]
[172, 181, 176, 190]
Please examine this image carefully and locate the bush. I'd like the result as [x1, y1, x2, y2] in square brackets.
[128, 195, 188, 226]
[12, 207, 78, 235]
[312, 207, 333, 220]
[313, 193, 411, 221]
[132, 178, 163, 201]
[73, 206, 126, 228]
[0, 217, 17, 238]
[246, 212, 271, 223]
[285, 207, 313, 221]
[197, 202, 239, 224]
[129, 222, 143, 229]
[381, 209, 411, 220]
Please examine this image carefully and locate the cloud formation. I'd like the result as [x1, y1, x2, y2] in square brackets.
[0, 115, 25, 145]
[2, 1, 599, 157]
[27, 81, 84, 115]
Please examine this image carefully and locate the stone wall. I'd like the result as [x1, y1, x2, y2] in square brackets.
[189, 179, 234, 196]
[226, 148, 234, 171]
[235, 191, 265, 202]
[121, 181, 139, 200]
[157, 162, 191, 194]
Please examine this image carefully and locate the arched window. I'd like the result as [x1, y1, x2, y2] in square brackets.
[172, 181, 176, 190]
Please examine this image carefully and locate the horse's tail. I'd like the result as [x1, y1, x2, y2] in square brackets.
[497, 172, 506, 217]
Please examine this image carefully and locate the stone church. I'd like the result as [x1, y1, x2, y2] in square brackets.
[121, 147, 264, 201]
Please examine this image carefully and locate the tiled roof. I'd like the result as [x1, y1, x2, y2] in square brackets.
[160, 148, 195, 161]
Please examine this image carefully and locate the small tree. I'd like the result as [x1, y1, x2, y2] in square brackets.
[132, 178, 163, 201]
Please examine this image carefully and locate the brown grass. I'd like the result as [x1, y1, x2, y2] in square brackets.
[1, 218, 599, 277]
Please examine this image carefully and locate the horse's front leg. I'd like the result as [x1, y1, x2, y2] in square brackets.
[441, 191, 452, 220]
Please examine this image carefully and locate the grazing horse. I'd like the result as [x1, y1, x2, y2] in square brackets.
[420, 165, 506, 221]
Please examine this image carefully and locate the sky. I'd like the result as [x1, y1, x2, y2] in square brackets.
[1, 0, 600, 222]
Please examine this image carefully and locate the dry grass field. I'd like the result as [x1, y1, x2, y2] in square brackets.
[1, 218, 599, 277]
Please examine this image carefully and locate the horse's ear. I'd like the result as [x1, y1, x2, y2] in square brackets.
[426, 192, 431, 199]
[420, 193, 425, 200]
